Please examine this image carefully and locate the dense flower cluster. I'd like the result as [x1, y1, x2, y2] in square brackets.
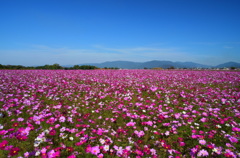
[0, 70, 239, 157]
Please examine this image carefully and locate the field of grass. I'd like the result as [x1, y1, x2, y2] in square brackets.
[0, 70, 239, 158]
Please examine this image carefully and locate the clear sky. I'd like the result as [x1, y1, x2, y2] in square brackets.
[1, 0, 240, 66]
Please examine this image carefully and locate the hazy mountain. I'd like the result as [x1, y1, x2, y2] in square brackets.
[139, 60, 177, 69]
[92, 61, 142, 69]
[176, 62, 212, 68]
[140, 61, 212, 69]
[75, 60, 240, 69]
[215, 62, 240, 68]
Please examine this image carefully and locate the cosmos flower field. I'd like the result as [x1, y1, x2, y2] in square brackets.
[0, 70, 239, 158]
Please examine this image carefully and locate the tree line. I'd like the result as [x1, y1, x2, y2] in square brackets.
[0, 63, 96, 70]
[0, 64, 119, 70]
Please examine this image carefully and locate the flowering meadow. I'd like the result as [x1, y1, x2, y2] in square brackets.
[0, 70, 239, 158]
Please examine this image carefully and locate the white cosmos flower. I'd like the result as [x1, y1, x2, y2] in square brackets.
[103, 145, 110, 151]
[34, 141, 41, 147]
[99, 138, 105, 144]
[35, 151, 40, 156]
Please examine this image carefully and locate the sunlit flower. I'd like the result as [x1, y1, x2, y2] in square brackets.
[126, 121, 136, 127]
[103, 145, 110, 151]
[91, 146, 100, 155]
[69, 137, 74, 141]
[212, 147, 222, 155]
[59, 116, 66, 123]
[199, 139, 206, 145]
[197, 149, 209, 157]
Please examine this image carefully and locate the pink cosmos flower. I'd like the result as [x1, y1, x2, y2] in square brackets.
[41, 148, 47, 158]
[59, 116, 66, 123]
[192, 135, 199, 139]
[190, 147, 198, 155]
[146, 121, 153, 126]
[41, 148, 47, 153]
[229, 137, 238, 143]
[206, 143, 214, 149]
[33, 115, 41, 124]
[150, 148, 157, 155]
[97, 153, 104, 158]
[90, 146, 100, 155]
[17, 117, 24, 121]
[0, 140, 8, 150]
[174, 113, 181, 119]
[202, 112, 208, 117]
[199, 139, 206, 145]
[150, 86, 158, 92]
[200, 117, 207, 122]
[16, 135, 28, 141]
[134, 130, 145, 137]
[55, 124, 60, 128]
[49, 129, 56, 136]
[163, 123, 170, 126]
[46, 117, 56, 124]
[212, 147, 222, 155]
[126, 121, 136, 127]
[221, 98, 227, 104]
[179, 142, 185, 146]
[163, 144, 171, 149]
[0, 130, 8, 135]
[135, 149, 144, 156]
[53, 151, 60, 157]
[24, 152, 29, 157]
[75, 140, 86, 146]
[224, 149, 236, 158]
[85, 145, 92, 153]
[9, 147, 20, 156]
[232, 127, 240, 132]
[47, 149, 60, 158]
[97, 129, 104, 135]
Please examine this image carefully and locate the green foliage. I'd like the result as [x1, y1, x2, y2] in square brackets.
[35, 63, 63, 70]
[0, 63, 100, 70]
[103, 67, 119, 69]
[67, 65, 99, 70]
[168, 66, 175, 69]
[0, 64, 35, 70]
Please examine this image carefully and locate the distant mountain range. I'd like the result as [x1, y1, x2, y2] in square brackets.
[66, 60, 240, 69]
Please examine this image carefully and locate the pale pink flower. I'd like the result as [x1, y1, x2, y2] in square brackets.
[91, 146, 100, 155]
[229, 136, 238, 143]
[134, 130, 145, 137]
[126, 121, 136, 127]
[197, 149, 209, 157]
[59, 116, 66, 123]
[199, 139, 206, 145]
[200, 117, 207, 122]
[150, 86, 158, 92]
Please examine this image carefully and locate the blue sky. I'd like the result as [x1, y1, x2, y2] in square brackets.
[0, 0, 240, 66]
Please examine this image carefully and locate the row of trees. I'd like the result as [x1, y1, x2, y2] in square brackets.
[0, 64, 65, 70]
[66, 65, 98, 70]
[0, 64, 119, 70]
[0, 64, 35, 70]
